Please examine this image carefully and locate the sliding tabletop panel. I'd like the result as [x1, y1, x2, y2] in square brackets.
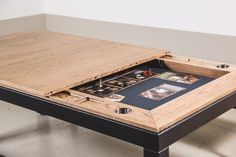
[0, 31, 168, 96]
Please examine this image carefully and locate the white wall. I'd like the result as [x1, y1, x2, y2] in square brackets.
[0, 0, 44, 20]
[44, 0, 236, 37]
[1, 0, 235, 36]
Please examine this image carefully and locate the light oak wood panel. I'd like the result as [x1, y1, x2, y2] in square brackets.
[0, 31, 168, 96]
[162, 55, 236, 73]
[162, 59, 228, 78]
[50, 91, 157, 132]
[151, 72, 236, 132]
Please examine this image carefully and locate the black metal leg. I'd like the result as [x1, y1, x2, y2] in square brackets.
[144, 148, 169, 157]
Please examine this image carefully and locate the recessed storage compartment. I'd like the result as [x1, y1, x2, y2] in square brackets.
[67, 59, 228, 110]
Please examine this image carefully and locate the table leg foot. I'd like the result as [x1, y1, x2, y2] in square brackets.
[144, 148, 169, 157]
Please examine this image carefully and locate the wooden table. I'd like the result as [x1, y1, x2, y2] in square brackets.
[1, 31, 236, 157]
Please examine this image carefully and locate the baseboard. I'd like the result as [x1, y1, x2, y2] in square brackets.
[45, 14, 236, 64]
[0, 14, 45, 36]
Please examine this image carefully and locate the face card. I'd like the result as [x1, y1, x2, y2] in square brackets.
[156, 72, 199, 84]
[139, 84, 186, 101]
[106, 94, 125, 102]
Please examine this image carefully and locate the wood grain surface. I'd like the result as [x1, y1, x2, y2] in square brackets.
[161, 55, 236, 73]
[0, 31, 168, 96]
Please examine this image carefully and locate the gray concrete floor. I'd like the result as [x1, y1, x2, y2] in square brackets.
[0, 100, 235, 157]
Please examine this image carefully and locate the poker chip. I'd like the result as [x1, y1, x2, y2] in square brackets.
[136, 74, 145, 79]
[98, 88, 104, 92]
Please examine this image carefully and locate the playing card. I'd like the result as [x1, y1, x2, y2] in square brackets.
[156, 72, 199, 84]
[139, 84, 186, 101]
[106, 94, 125, 102]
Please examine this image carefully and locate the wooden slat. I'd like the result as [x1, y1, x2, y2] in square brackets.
[0, 31, 168, 96]
[161, 55, 236, 73]
[151, 72, 236, 132]
[162, 59, 228, 78]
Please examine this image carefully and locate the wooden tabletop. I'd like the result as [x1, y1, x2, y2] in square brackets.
[0, 31, 167, 96]
[1, 31, 236, 133]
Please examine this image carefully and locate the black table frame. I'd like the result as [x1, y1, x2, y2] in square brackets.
[1, 86, 235, 157]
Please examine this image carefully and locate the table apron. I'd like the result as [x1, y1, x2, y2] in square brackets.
[0, 86, 159, 151]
